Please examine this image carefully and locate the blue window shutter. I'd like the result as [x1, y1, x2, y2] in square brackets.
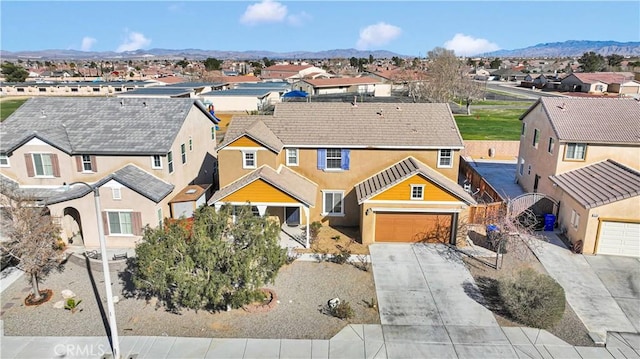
[341, 149, 350, 170]
[317, 149, 326, 170]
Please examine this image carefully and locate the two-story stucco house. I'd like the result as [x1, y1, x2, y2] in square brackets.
[209, 102, 476, 247]
[0, 97, 219, 249]
[516, 98, 640, 257]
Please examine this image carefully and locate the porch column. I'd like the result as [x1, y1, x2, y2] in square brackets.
[256, 205, 267, 217]
[302, 206, 310, 248]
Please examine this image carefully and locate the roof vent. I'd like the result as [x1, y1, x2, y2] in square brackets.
[120, 99, 124, 106]
[142, 101, 147, 107]
[40, 110, 46, 118]
[376, 109, 383, 117]
[396, 106, 402, 111]
[558, 102, 566, 111]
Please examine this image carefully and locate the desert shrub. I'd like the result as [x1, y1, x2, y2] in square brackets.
[309, 221, 322, 243]
[330, 301, 354, 320]
[497, 268, 565, 328]
[330, 244, 351, 265]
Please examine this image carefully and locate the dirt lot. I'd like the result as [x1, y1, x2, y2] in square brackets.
[0, 259, 379, 339]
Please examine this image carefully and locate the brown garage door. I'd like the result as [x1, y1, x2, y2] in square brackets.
[375, 212, 453, 243]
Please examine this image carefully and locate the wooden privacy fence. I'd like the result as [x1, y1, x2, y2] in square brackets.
[468, 202, 505, 225]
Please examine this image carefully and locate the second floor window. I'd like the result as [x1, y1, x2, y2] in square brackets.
[82, 155, 93, 171]
[181, 144, 187, 164]
[189, 137, 193, 152]
[438, 149, 453, 168]
[533, 129, 540, 148]
[243, 151, 256, 169]
[411, 185, 425, 200]
[0, 154, 9, 167]
[547, 138, 555, 154]
[152, 155, 162, 169]
[521, 122, 526, 136]
[286, 148, 299, 166]
[168, 151, 174, 173]
[565, 143, 586, 160]
[317, 149, 350, 170]
[31, 153, 55, 177]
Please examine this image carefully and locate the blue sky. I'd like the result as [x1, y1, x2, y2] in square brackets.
[1, 1, 639, 56]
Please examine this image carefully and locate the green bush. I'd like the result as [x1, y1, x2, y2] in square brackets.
[330, 301, 354, 320]
[498, 268, 565, 328]
[309, 221, 322, 243]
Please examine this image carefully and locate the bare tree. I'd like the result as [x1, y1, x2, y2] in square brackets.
[415, 47, 485, 114]
[0, 195, 64, 302]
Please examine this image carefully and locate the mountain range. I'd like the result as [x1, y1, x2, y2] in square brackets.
[1, 40, 639, 60]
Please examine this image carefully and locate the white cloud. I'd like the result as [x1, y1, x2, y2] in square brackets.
[240, 0, 287, 25]
[287, 11, 311, 27]
[80, 37, 96, 51]
[116, 31, 151, 52]
[443, 33, 500, 56]
[356, 22, 402, 50]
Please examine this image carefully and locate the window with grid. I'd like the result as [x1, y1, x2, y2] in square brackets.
[152, 155, 162, 169]
[108, 211, 133, 235]
[243, 151, 256, 169]
[326, 149, 342, 169]
[168, 151, 174, 173]
[438, 149, 453, 168]
[410, 185, 424, 200]
[286, 148, 298, 166]
[82, 155, 93, 171]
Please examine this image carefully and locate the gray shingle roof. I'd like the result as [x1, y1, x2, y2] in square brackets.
[0, 97, 218, 155]
[208, 165, 317, 207]
[355, 157, 476, 204]
[1, 165, 174, 205]
[117, 87, 192, 96]
[220, 102, 463, 149]
[549, 160, 640, 209]
[200, 88, 277, 97]
[521, 98, 640, 144]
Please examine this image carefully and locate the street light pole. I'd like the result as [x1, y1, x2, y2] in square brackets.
[69, 182, 120, 359]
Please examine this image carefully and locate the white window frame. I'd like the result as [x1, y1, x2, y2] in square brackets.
[547, 137, 555, 154]
[32, 153, 54, 177]
[112, 187, 122, 200]
[437, 149, 453, 168]
[286, 148, 299, 166]
[570, 210, 580, 229]
[168, 151, 174, 173]
[81, 155, 93, 172]
[189, 137, 193, 152]
[107, 210, 133, 235]
[242, 150, 257, 169]
[181, 143, 187, 164]
[410, 185, 425, 200]
[0, 154, 10, 167]
[211, 127, 216, 140]
[325, 148, 342, 170]
[322, 190, 344, 216]
[565, 143, 586, 160]
[151, 155, 162, 169]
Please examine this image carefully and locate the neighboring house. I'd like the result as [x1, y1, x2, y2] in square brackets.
[515, 97, 640, 256]
[199, 82, 291, 112]
[0, 97, 219, 249]
[549, 160, 640, 257]
[293, 77, 387, 96]
[559, 72, 636, 93]
[0, 81, 154, 97]
[209, 102, 476, 247]
[260, 64, 326, 82]
[608, 80, 640, 96]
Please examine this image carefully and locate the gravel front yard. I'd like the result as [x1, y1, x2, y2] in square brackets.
[1, 259, 379, 339]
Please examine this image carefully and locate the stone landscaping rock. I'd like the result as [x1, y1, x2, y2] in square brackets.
[112, 296, 120, 304]
[61, 289, 75, 299]
[53, 300, 65, 309]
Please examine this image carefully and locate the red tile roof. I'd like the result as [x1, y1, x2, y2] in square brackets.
[571, 72, 635, 84]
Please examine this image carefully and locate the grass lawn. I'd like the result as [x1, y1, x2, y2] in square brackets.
[0, 98, 28, 121]
[465, 100, 534, 106]
[455, 108, 524, 140]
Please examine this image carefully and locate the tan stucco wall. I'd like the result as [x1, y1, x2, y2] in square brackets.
[359, 202, 469, 245]
[217, 143, 461, 227]
[462, 140, 520, 160]
[556, 191, 640, 254]
[516, 103, 640, 196]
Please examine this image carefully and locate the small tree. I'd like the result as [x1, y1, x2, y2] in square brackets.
[131, 205, 287, 311]
[0, 195, 64, 303]
[578, 51, 605, 72]
[203, 57, 223, 71]
[489, 58, 502, 69]
[1, 62, 29, 82]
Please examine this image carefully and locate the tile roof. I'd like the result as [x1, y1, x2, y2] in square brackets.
[521, 98, 640, 144]
[549, 160, 640, 209]
[569, 72, 635, 84]
[208, 165, 317, 207]
[220, 102, 463, 149]
[117, 87, 192, 96]
[0, 97, 218, 155]
[302, 77, 381, 87]
[0, 164, 174, 205]
[200, 88, 277, 97]
[355, 157, 476, 204]
[263, 64, 312, 72]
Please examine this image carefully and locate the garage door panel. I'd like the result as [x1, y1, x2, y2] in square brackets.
[597, 221, 640, 257]
[375, 212, 452, 243]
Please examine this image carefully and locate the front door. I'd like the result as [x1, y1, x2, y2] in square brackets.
[285, 207, 300, 226]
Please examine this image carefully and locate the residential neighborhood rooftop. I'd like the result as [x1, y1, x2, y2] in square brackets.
[549, 160, 640, 209]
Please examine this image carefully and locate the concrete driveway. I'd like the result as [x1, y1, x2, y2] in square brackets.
[369, 243, 516, 358]
[532, 233, 638, 343]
